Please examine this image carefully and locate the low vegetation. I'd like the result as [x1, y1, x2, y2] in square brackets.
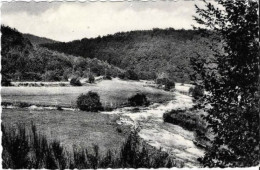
[2, 123, 180, 169]
[189, 85, 204, 99]
[163, 108, 210, 148]
[88, 74, 95, 83]
[128, 93, 150, 107]
[70, 77, 82, 86]
[77, 91, 103, 112]
[157, 78, 175, 91]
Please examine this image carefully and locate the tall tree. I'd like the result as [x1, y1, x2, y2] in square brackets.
[193, 0, 259, 167]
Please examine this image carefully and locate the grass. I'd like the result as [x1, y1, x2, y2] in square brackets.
[2, 122, 180, 169]
[1, 109, 129, 154]
[2, 79, 175, 108]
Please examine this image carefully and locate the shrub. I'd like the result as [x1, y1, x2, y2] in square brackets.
[88, 74, 95, 83]
[57, 106, 63, 111]
[70, 77, 82, 86]
[43, 71, 61, 81]
[128, 93, 150, 107]
[118, 72, 125, 79]
[156, 78, 175, 91]
[104, 72, 112, 80]
[77, 91, 103, 112]
[189, 85, 204, 99]
[164, 80, 175, 91]
[125, 70, 139, 80]
[163, 109, 209, 148]
[18, 102, 31, 108]
[2, 76, 12, 86]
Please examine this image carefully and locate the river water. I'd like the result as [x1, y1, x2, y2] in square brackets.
[102, 92, 204, 167]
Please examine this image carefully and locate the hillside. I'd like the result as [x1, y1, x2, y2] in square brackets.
[1, 25, 124, 82]
[42, 28, 214, 82]
[23, 33, 58, 45]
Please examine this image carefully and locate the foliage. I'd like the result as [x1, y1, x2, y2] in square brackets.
[163, 109, 209, 146]
[128, 93, 150, 107]
[125, 69, 139, 81]
[2, 123, 180, 168]
[1, 25, 124, 81]
[42, 28, 214, 82]
[118, 72, 126, 79]
[193, 0, 259, 167]
[76, 91, 103, 112]
[88, 74, 95, 83]
[157, 78, 175, 91]
[104, 71, 112, 80]
[70, 77, 82, 86]
[2, 74, 12, 86]
[189, 85, 204, 99]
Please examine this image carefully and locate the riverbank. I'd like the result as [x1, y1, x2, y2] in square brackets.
[101, 92, 204, 167]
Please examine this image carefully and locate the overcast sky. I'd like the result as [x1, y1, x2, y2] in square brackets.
[1, 0, 209, 42]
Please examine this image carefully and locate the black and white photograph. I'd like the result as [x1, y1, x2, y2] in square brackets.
[1, 0, 259, 169]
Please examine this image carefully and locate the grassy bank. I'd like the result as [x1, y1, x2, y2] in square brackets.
[2, 123, 180, 169]
[163, 108, 211, 148]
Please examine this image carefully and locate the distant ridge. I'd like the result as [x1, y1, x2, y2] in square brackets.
[23, 33, 59, 45]
[1, 25, 124, 82]
[42, 28, 214, 82]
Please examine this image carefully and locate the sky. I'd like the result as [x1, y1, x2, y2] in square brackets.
[1, 0, 210, 42]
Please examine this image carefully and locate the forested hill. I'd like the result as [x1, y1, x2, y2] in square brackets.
[1, 25, 123, 82]
[23, 33, 58, 45]
[42, 28, 213, 82]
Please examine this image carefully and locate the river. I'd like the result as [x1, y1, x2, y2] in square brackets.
[102, 92, 204, 167]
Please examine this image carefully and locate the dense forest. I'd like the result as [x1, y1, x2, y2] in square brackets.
[42, 28, 214, 82]
[23, 33, 59, 45]
[1, 25, 124, 82]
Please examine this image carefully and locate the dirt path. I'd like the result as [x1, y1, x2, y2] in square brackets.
[102, 92, 204, 167]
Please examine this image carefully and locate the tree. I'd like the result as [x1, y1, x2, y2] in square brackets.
[88, 74, 95, 83]
[70, 77, 82, 86]
[125, 70, 139, 81]
[193, 0, 259, 167]
[77, 91, 103, 112]
[128, 93, 150, 107]
[189, 85, 204, 100]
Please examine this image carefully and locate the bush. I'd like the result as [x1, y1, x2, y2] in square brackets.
[77, 91, 103, 112]
[189, 85, 204, 99]
[125, 70, 139, 80]
[118, 72, 125, 79]
[88, 74, 95, 83]
[70, 77, 82, 86]
[43, 71, 61, 81]
[104, 72, 112, 80]
[18, 102, 31, 108]
[164, 80, 175, 91]
[128, 93, 150, 107]
[2, 75, 12, 86]
[163, 109, 209, 148]
[157, 78, 175, 91]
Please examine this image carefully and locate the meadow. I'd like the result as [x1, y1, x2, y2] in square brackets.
[2, 79, 175, 108]
[1, 79, 175, 156]
[2, 108, 129, 154]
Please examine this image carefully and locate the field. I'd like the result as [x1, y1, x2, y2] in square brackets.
[2, 78, 175, 108]
[1, 79, 175, 155]
[2, 108, 129, 154]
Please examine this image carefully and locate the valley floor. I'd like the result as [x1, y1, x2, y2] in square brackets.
[1, 79, 203, 167]
[102, 92, 204, 167]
